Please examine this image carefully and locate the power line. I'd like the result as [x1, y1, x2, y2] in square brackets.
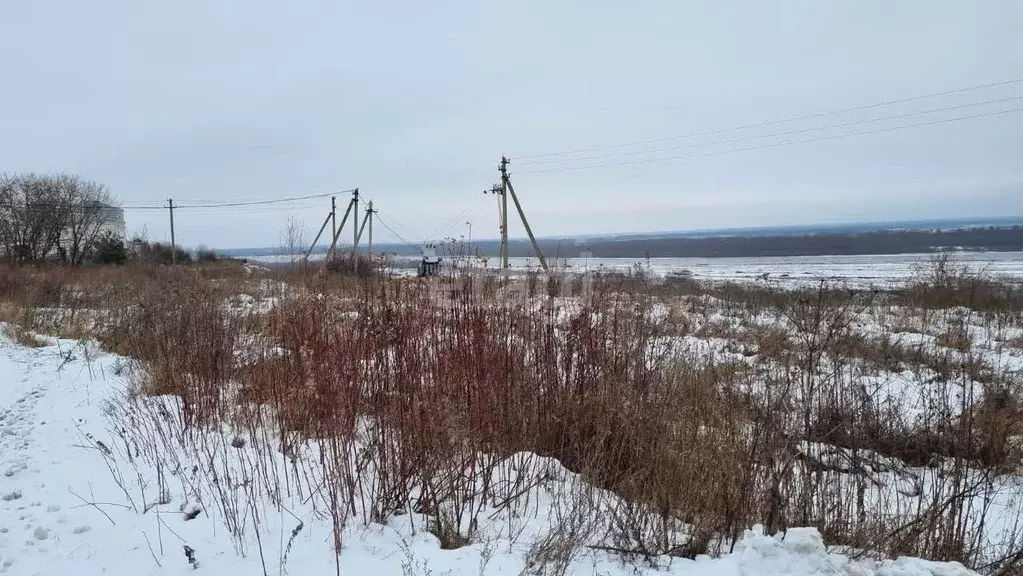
[173, 190, 354, 209]
[516, 106, 1023, 175]
[0, 191, 351, 211]
[0, 202, 165, 210]
[324, 192, 426, 248]
[174, 205, 328, 216]
[516, 94, 1023, 167]
[513, 76, 1023, 160]
[426, 193, 488, 243]
[374, 208, 425, 244]
[373, 213, 419, 250]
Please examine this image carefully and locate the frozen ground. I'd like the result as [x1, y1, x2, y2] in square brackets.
[0, 329, 982, 575]
[249, 252, 1023, 287]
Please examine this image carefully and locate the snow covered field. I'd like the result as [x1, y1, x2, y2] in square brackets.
[0, 332, 985, 575]
[248, 251, 1023, 287]
[512, 252, 1023, 286]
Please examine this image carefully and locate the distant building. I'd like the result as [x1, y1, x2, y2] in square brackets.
[100, 205, 126, 238]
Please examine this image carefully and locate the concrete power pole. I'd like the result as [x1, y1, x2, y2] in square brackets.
[352, 188, 360, 258]
[355, 200, 375, 253]
[168, 198, 176, 265]
[367, 201, 375, 255]
[498, 157, 549, 274]
[323, 194, 356, 269]
[485, 183, 503, 268]
[499, 157, 510, 269]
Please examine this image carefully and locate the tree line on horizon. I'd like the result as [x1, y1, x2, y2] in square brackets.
[422, 225, 1023, 260]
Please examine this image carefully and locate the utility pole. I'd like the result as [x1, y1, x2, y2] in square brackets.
[168, 198, 176, 265]
[491, 157, 549, 274]
[323, 193, 356, 268]
[493, 190, 502, 267]
[352, 188, 360, 258]
[367, 201, 376, 255]
[331, 196, 337, 240]
[485, 184, 503, 268]
[499, 157, 510, 269]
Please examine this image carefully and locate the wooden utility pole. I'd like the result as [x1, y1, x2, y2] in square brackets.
[168, 198, 176, 265]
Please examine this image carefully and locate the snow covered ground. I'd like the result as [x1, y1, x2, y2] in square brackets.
[0, 330, 984, 575]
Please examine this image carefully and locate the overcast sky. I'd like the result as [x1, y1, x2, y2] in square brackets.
[2, 0, 1022, 249]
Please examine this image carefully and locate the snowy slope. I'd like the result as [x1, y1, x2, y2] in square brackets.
[0, 331, 979, 576]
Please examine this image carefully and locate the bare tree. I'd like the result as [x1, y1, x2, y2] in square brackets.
[0, 173, 17, 258]
[0, 172, 118, 264]
[56, 174, 116, 265]
[279, 214, 308, 265]
[0, 173, 65, 262]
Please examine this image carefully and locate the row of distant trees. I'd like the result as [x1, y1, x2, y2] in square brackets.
[0, 172, 122, 265]
[461, 226, 1023, 259]
[93, 234, 209, 266]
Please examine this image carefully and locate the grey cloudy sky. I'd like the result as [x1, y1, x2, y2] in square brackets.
[2, 0, 1022, 249]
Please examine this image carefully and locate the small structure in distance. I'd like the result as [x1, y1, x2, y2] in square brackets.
[418, 244, 442, 277]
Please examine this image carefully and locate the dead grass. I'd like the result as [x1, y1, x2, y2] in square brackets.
[4, 323, 47, 347]
[935, 327, 974, 352]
